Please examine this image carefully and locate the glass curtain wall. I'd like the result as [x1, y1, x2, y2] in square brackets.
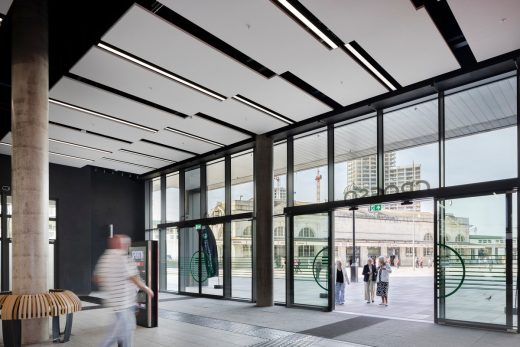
[152, 177, 161, 228]
[445, 74, 517, 186]
[207, 160, 225, 217]
[334, 116, 377, 200]
[166, 173, 180, 223]
[273, 141, 287, 303]
[231, 219, 253, 299]
[384, 97, 438, 195]
[294, 129, 328, 205]
[184, 168, 201, 220]
[166, 227, 178, 291]
[231, 151, 254, 214]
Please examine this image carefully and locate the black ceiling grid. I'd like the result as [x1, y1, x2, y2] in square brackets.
[101, 157, 156, 170]
[140, 139, 199, 156]
[280, 72, 342, 109]
[342, 41, 402, 91]
[412, 0, 477, 68]
[119, 148, 175, 163]
[136, 0, 277, 79]
[65, 73, 190, 119]
[98, 41, 228, 101]
[195, 112, 256, 138]
[233, 94, 296, 124]
[49, 121, 133, 145]
[270, 0, 343, 50]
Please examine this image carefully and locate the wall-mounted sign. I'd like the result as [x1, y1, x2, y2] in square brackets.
[369, 204, 382, 212]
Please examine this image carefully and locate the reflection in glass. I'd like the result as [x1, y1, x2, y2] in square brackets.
[384, 97, 438, 195]
[207, 160, 225, 217]
[294, 130, 328, 205]
[273, 216, 286, 303]
[231, 151, 254, 215]
[232, 220, 252, 299]
[439, 195, 507, 325]
[293, 213, 329, 307]
[445, 75, 517, 186]
[166, 173, 180, 223]
[184, 168, 201, 220]
[334, 116, 377, 200]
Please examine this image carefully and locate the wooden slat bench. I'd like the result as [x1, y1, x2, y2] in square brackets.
[0, 289, 82, 345]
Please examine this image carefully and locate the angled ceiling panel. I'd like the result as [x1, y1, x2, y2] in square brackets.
[93, 157, 151, 175]
[49, 103, 146, 143]
[101, 151, 170, 170]
[163, 0, 386, 106]
[140, 129, 219, 155]
[126, 140, 195, 163]
[48, 123, 127, 153]
[197, 98, 286, 134]
[70, 46, 222, 116]
[302, 0, 459, 86]
[0, 0, 12, 15]
[172, 114, 250, 145]
[448, 0, 520, 62]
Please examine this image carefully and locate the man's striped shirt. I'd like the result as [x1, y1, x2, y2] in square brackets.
[94, 249, 138, 312]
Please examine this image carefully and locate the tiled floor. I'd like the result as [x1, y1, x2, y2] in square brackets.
[5, 293, 520, 346]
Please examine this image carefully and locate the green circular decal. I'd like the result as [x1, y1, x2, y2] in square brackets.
[312, 247, 329, 291]
[437, 243, 466, 298]
[190, 251, 208, 283]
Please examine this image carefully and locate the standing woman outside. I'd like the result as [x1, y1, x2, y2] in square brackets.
[335, 260, 350, 305]
[376, 256, 392, 306]
[362, 258, 377, 303]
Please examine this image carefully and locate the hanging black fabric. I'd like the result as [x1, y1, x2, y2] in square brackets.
[201, 226, 219, 278]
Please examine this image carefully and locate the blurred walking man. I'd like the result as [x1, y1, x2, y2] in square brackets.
[94, 234, 153, 347]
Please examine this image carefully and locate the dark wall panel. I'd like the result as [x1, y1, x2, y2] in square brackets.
[0, 154, 145, 295]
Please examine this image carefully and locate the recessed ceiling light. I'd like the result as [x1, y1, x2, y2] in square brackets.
[232, 95, 294, 125]
[97, 42, 227, 101]
[275, 0, 338, 49]
[49, 98, 158, 133]
[345, 43, 397, 91]
[119, 149, 175, 163]
[49, 138, 112, 154]
[164, 127, 225, 147]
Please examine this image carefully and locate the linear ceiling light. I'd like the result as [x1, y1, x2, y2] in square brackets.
[164, 127, 225, 147]
[344, 43, 397, 91]
[49, 138, 112, 154]
[49, 98, 158, 133]
[232, 95, 294, 125]
[50, 151, 94, 162]
[1, 142, 94, 162]
[101, 157, 156, 170]
[97, 42, 227, 101]
[119, 149, 175, 163]
[275, 0, 337, 49]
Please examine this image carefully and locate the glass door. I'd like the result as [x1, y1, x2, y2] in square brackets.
[437, 193, 515, 330]
[179, 227, 199, 294]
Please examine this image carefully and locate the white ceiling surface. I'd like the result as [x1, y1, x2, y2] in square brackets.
[448, 0, 520, 62]
[302, 0, 460, 86]
[126, 140, 193, 163]
[103, 5, 330, 121]
[140, 129, 217, 155]
[0, 0, 12, 15]
[162, 0, 387, 106]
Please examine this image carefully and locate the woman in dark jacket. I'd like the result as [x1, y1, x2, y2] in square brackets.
[362, 258, 377, 303]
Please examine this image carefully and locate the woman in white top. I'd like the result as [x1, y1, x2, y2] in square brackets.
[376, 256, 392, 306]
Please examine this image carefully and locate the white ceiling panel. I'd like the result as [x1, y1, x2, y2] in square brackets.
[448, 0, 520, 62]
[126, 140, 195, 163]
[102, 5, 265, 97]
[163, 0, 386, 106]
[302, 0, 460, 86]
[49, 103, 146, 143]
[48, 142, 104, 162]
[141, 129, 219, 155]
[0, 0, 12, 15]
[48, 123, 126, 153]
[70, 46, 222, 116]
[239, 76, 331, 122]
[197, 98, 286, 134]
[171, 114, 250, 145]
[93, 158, 151, 175]
[101, 151, 169, 170]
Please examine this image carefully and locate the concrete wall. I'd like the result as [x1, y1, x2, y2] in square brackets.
[0, 154, 145, 295]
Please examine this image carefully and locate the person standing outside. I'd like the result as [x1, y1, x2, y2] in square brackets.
[335, 260, 350, 305]
[94, 234, 154, 347]
[376, 256, 392, 306]
[362, 258, 377, 303]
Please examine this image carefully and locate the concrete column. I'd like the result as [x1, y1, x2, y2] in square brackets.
[254, 135, 273, 306]
[11, 0, 49, 343]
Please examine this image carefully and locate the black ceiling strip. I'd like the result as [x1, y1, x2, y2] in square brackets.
[195, 112, 255, 137]
[49, 121, 133, 144]
[136, 0, 276, 79]
[416, 0, 477, 68]
[270, 0, 344, 50]
[98, 41, 228, 101]
[140, 139, 198, 156]
[119, 148, 175, 163]
[65, 73, 189, 119]
[101, 157, 156, 170]
[234, 94, 296, 124]
[280, 71, 342, 109]
[342, 41, 402, 90]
